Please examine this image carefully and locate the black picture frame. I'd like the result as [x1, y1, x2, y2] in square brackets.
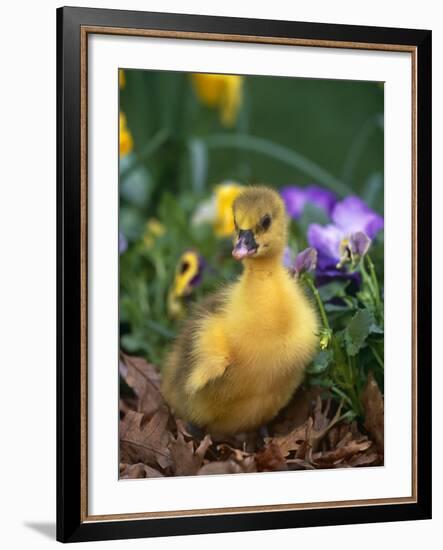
[57, 6, 432, 543]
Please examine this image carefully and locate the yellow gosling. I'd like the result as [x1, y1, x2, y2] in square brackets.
[162, 186, 319, 434]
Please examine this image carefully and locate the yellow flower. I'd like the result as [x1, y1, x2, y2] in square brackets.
[168, 250, 204, 319]
[119, 69, 126, 89]
[192, 182, 244, 237]
[214, 183, 243, 237]
[191, 73, 243, 127]
[143, 218, 166, 248]
[119, 112, 133, 157]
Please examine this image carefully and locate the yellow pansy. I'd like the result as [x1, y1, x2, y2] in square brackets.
[119, 112, 133, 157]
[119, 69, 126, 89]
[167, 250, 204, 319]
[214, 183, 243, 237]
[143, 218, 166, 249]
[191, 73, 243, 127]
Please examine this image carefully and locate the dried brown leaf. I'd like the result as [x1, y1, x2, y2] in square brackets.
[255, 442, 288, 472]
[266, 419, 310, 457]
[312, 439, 372, 467]
[198, 460, 244, 476]
[361, 373, 384, 453]
[270, 387, 316, 435]
[269, 397, 343, 459]
[120, 462, 164, 478]
[348, 450, 380, 467]
[170, 433, 212, 476]
[198, 457, 256, 476]
[120, 353, 165, 416]
[216, 443, 252, 462]
[120, 407, 172, 470]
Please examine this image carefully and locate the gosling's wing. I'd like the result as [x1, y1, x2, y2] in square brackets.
[186, 287, 232, 394]
[167, 286, 231, 395]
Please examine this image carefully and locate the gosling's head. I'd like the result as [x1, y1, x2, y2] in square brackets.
[232, 186, 288, 261]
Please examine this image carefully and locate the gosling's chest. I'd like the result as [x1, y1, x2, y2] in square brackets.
[226, 276, 301, 364]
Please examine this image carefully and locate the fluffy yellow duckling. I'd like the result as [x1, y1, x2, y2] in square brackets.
[162, 186, 319, 434]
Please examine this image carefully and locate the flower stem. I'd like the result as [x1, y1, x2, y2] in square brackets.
[304, 276, 330, 330]
[366, 255, 382, 313]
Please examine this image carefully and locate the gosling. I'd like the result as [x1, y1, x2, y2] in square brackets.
[162, 186, 318, 435]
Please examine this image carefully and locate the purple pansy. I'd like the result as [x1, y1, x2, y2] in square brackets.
[332, 196, 384, 237]
[307, 196, 383, 273]
[349, 231, 371, 259]
[295, 247, 318, 275]
[280, 185, 337, 219]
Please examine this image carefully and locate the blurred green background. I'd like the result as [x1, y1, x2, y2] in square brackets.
[119, 70, 384, 366]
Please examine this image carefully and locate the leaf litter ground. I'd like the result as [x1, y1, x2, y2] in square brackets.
[119, 352, 384, 478]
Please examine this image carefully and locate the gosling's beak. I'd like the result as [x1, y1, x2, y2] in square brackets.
[232, 229, 258, 260]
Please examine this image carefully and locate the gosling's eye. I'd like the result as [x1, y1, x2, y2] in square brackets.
[261, 214, 271, 231]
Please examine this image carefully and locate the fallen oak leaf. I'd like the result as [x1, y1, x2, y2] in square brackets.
[269, 386, 316, 436]
[361, 372, 384, 453]
[120, 407, 172, 470]
[120, 462, 164, 479]
[216, 443, 252, 463]
[170, 433, 212, 476]
[348, 449, 381, 467]
[265, 418, 311, 457]
[268, 397, 343, 459]
[286, 458, 316, 470]
[120, 352, 165, 416]
[312, 439, 372, 467]
[198, 460, 244, 476]
[119, 397, 137, 417]
[255, 442, 288, 472]
[198, 457, 256, 476]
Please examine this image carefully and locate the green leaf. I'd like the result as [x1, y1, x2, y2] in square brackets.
[343, 309, 374, 356]
[324, 303, 350, 313]
[307, 376, 334, 388]
[307, 350, 333, 374]
[318, 280, 349, 302]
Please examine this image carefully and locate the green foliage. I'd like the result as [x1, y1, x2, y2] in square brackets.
[342, 309, 374, 356]
[301, 254, 384, 418]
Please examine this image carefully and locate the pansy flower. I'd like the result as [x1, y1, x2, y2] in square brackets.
[294, 247, 318, 276]
[119, 112, 133, 157]
[307, 196, 383, 274]
[192, 182, 244, 237]
[168, 250, 205, 319]
[191, 73, 243, 127]
[280, 185, 337, 219]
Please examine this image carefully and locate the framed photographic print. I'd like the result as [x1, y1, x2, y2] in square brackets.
[57, 6, 432, 543]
